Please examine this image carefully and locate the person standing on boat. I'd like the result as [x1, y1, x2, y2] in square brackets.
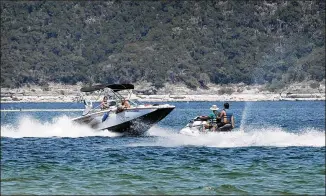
[218, 102, 235, 130]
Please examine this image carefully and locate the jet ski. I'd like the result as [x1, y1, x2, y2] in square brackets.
[179, 116, 233, 136]
[72, 83, 175, 135]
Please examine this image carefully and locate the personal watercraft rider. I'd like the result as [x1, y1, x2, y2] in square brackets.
[218, 102, 235, 130]
[199, 105, 222, 131]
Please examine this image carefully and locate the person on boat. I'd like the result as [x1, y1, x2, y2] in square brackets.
[100, 96, 109, 110]
[218, 102, 235, 131]
[121, 99, 131, 109]
[115, 98, 131, 114]
[199, 105, 221, 131]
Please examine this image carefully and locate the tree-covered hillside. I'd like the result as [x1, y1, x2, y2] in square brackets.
[1, 0, 325, 90]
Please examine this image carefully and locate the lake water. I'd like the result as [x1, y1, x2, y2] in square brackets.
[1, 101, 325, 195]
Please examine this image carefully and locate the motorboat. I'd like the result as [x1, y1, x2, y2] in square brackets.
[179, 116, 233, 136]
[72, 83, 175, 135]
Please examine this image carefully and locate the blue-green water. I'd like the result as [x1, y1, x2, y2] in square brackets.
[1, 101, 325, 195]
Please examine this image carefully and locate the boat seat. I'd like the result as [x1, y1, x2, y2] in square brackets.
[109, 101, 116, 106]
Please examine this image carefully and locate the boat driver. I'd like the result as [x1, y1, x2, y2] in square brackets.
[100, 96, 109, 110]
[115, 98, 131, 114]
[121, 99, 131, 109]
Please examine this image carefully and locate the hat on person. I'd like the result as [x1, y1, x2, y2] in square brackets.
[210, 105, 219, 110]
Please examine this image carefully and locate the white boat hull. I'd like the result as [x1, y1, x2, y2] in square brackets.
[72, 105, 175, 135]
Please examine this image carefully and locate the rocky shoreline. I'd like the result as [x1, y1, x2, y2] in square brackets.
[1, 81, 325, 103]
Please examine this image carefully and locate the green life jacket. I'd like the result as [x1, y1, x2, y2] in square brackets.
[210, 111, 220, 124]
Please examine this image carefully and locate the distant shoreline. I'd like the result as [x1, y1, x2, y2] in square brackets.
[1, 99, 325, 104]
[1, 94, 325, 103]
[1, 81, 325, 103]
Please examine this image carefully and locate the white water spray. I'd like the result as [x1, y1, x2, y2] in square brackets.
[1, 115, 122, 138]
[134, 126, 325, 148]
[239, 101, 254, 132]
[2, 116, 324, 148]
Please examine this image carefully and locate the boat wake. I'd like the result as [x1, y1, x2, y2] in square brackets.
[1, 115, 122, 138]
[133, 126, 325, 148]
[2, 115, 324, 148]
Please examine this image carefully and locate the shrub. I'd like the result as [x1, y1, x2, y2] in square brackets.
[12, 97, 19, 101]
[40, 81, 50, 91]
[153, 80, 165, 90]
[42, 86, 50, 91]
[266, 79, 286, 92]
[218, 87, 235, 95]
[310, 82, 320, 89]
[199, 73, 210, 85]
[184, 77, 198, 90]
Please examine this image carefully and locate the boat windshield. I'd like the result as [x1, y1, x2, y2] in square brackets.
[82, 88, 142, 109]
[79, 84, 141, 115]
[128, 99, 142, 107]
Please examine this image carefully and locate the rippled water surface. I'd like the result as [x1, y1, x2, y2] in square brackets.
[1, 101, 325, 195]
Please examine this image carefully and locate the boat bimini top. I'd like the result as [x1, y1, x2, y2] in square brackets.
[78, 83, 139, 115]
[80, 83, 134, 92]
